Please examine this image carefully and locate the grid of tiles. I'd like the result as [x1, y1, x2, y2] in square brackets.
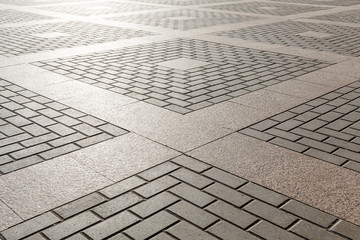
[34, 39, 329, 114]
[38, 2, 162, 16]
[132, 0, 236, 6]
[1, 155, 358, 240]
[214, 21, 360, 57]
[0, 21, 155, 57]
[240, 81, 360, 173]
[0, 79, 128, 174]
[0, 9, 53, 24]
[268, 0, 360, 6]
[208, 2, 329, 16]
[312, 9, 360, 24]
[109, 9, 261, 30]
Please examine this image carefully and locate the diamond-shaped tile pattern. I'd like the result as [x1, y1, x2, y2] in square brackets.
[1, 156, 357, 240]
[214, 21, 360, 57]
[312, 9, 360, 24]
[208, 2, 329, 16]
[109, 9, 261, 31]
[0, 21, 155, 56]
[0, 9, 53, 24]
[0, 79, 128, 174]
[34, 39, 329, 114]
[38, 1, 162, 16]
[240, 81, 360, 173]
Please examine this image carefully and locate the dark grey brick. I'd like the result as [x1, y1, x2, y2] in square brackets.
[290, 220, 345, 240]
[168, 201, 217, 229]
[202, 167, 246, 188]
[334, 148, 360, 162]
[325, 137, 360, 152]
[343, 161, 360, 172]
[54, 193, 106, 219]
[331, 220, 360, 239]
[84, 211, 140, 240]
[207, 200, 258, 228]
[317, 128, 353, 141]
[301, 119, 328, 131]
[298, 138, 337, 153]
[131, 191, 179, 218]
[92, 192, 143, 218]
[270, 137, 309, 153]
[138, 161, 180, 181]
[100, 176, 146, 198]
[169, 183, 215, 207]
[239, 128, 275, 141]
[304, 149, 347, 165]
[1, 212, 60, 239]
[170, 168, 213, 189]
[0, 156, 43, 173]
[43, 212, 100, 240]
[205, 183, 252, 207]
[134, 175, 179, 198]
[124, 211, 178, 240]
[265, 128, 301, 141]
[326, 119, 353, 131]
[281, 200, 337, 228]
[276, 119, 303, 131]
[239, 182, 288, 207]
[167, 221, 217, 240]
[249, 221, 303, 240]
[251, 119, 279, 131]
[244, 200, 298, 228]
[208, 221, 260, 240]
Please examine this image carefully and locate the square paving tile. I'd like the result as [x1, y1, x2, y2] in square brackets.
[214, 21, 360, 57]
[207, 2, 330, 16]
[34, 38, 329, 114]
[312, 9, 360, 24]
[109, 9, 261, 30]
[0, 21, 155, 57]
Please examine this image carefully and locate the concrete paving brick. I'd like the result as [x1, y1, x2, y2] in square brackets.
[208, 221, 260, 240]
[265, 128, 301, 141]
[239, 183, 288, 207]
[6, 115, 31, 127]
[47, 124, 75, 136]
[21, 133, 59, 148]
[78, 116, 105, 127]
[304, 149, 347, 165]
[23, 233, 46, 240]
[270, 137, 309, 153]
[244, 200, 298, 228]
[239, 128, 275, 141]
[249, 221, 303, 240]
[21, 124, 49, 137]
[202, 168, 246, 188]
[131, 191, 179, 218]
[108, 233, 132, 240]
[0, 155, 13, 165]
[1, 212, 60, 240]
[73, 123, 101, 136]
[281, 200, 337, 228]
[93, 192, 143, 218]
[326, 119, 353, 131]
[65, 234, 88, 240]
[124, 211, 178, 240]
[207, 200, 258, 228]
[276, 119, 304, 131]
[15, 108, 39, 118]
[325, 137, 360, 152]
[343, 161, 360, 172]
[250, 119, 279, 131]
[290, 220, 345, 240]
[98, 124, 128, 136]
[331, 220, 360, 239]
[43, 212, 100, 240]
[0, 133, 30, 147]
[317, 128, 353, 141]
[0, 143, 24, 155]
[0, 124, 24, 137]
[168, 201, 218, 229]
[84, 211, 140, 240]
[54, 193, 106, 219]
[171, 155, 211, 173]
[40, 144, 80, 159]
[170, 168, 213, 189]
[48, 133, 85, 147]
[334, 148, 360, 162]
[135, 175, 180, 198]
[167, 221, 217, 240]
[169, 183, 215, 207]
[0, 156, 43, 173]
[301, 119, 328, 131]
[75, 133, 112, 147]
[10, 143, 51, 159]
[298, 137, 337, 153]
[138, 162, 180, 181]
[205, 183, 252, 207]
[54, 115, 81, 126]
[100, 176, 146, 199]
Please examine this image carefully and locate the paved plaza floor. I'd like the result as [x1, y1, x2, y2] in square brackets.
[0, 0, 360, 239]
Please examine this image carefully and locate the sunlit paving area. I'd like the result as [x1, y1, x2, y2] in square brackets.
[0, 0, 360, 239]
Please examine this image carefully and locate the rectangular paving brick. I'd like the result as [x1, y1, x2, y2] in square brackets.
[54, 193, 107, 219]
[84, 211, 140, 240]
[131, 191, 179, 218]
[40, 143, 80, 159]
[167, 221, 217, 240]
[134, 175, 179, 198]
[270, 137, 309, 153]
[244, 200, 298, 228]
[202, 167, 247, 188]
[124, 211, 178, 240]
[137, 162, 180, 181]
[10, 143, 51, 159]
[170, 168, 213, 189]
[171, 155, 211, 172]
[290, 220, 345, 240]
[331, 220, 360, 240]
[100, 176, 146, 199]
[1, 212, 60, 239]
[208, 221, 259, 240]
[0, 155, 43, 173]
[168, 201, 218, 229]
[42, 212, 100, 240]
[169, 183, 215, 207]
[205, 183, 252, 207]
[206, 200, 258, 228]
[249, 221, 303, 240]
[92, 192, 143, 218]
